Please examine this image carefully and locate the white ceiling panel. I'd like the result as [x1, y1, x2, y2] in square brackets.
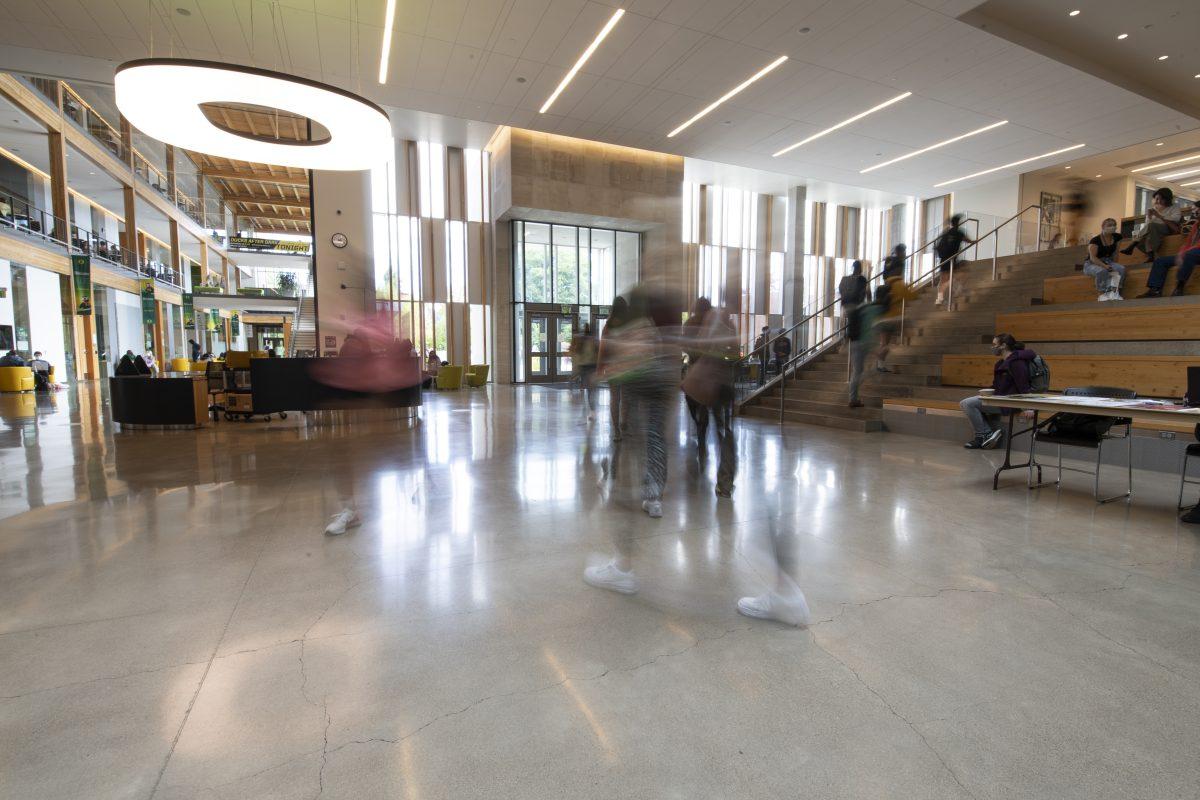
[3, 0, 1197, 199]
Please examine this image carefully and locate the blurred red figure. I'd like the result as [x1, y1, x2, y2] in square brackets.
[308, 314, 421, 394]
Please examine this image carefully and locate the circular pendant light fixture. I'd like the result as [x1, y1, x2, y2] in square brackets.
[115, 59, 392, 171]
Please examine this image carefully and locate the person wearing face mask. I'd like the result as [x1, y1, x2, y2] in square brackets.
[959, 333, 1038, 450]
[1083, 218, 1126, 301]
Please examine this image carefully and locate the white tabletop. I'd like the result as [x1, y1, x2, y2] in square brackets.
[980, 393, 1200, 425]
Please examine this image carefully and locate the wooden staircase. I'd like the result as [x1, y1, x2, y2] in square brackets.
[739, 246, 1089, 431]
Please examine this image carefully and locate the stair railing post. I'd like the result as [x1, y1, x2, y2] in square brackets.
[899, 297, 906, 341]
[948, 259, 955, 309]
[778, 360, 785, 425]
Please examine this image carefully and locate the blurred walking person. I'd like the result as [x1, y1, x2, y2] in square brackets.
[737, 510, 811, 626]
[584, 287, 679, 594]
[597, 297, 631, 440]
[846, 294, 883, 408]
[571, 322, 599, 420]
[874, 272, 917, 373]
[934, 214, 973, 306]
[882, 243, 907, 280]
[682, 299, 738, 497]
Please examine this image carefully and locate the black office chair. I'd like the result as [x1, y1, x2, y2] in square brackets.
[1030, 386, 1135, 503]
[1178, 424, 1200, 511]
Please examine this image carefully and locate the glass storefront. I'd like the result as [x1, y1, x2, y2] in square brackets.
[0, 259, 70, 376]
[511, 220, 639, 383]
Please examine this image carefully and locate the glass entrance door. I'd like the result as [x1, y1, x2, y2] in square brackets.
[525, 312, 576, 383]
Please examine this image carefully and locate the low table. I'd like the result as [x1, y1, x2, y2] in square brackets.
[980, 393, 1200, 492]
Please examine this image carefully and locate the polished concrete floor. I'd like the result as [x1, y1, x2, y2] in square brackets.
[1, 384, 1199, 800]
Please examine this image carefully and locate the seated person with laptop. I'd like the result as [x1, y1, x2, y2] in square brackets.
[29, 350, 51, 391]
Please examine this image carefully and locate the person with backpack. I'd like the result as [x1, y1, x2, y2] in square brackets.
[959, 333, 1048, 449]
[934, 214, 974, 307]
[838, 260, 868, 314]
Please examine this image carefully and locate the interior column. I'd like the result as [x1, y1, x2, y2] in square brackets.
[311, 168, 374, 354]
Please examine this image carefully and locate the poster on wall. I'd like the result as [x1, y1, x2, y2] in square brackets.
[230, 311, 240, 337]
[139, 278, 156, 326]
[208, 309, 220, 332]
[182, 292, 194, 327]
[71, 255, 92, 315]
[1039, 192, 1062, 247]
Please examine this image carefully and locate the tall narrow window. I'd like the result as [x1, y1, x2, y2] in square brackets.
[447, 220, 467, 303]
[552, 224, 578, 304]
[465, 149, 484, 222]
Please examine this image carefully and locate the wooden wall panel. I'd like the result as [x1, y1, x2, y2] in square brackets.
[941, 354, 1200, 398]
[996, 305, 1200, 342]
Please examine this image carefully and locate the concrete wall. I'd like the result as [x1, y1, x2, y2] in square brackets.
[487, 127, 685, 383]
[312, 169, 374, 354]
[952, 175, 1020, 221]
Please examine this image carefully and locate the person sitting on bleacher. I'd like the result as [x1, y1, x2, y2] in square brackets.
[1137, 208, 1200, 298]
[1083, 218, 1126, 302]
[1121, 187, 1182, 263]
[960, 333, 1038, 450]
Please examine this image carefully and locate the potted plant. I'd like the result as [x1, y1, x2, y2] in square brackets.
[277, 272, 297, 297]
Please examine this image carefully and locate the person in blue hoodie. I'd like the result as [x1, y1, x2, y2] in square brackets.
[960, 333, 1037, 449]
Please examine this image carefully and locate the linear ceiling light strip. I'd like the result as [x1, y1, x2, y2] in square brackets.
[539, 8, 625, 114]
[773, 91, 912, 157]
[860, 120, 1008, 174]
[378, 0, 397, 84]
[933, 144, 1086, 187]
[1131, 153, 1200, 173]
[1156, 167, 1200, 181]
[668, 55, 788, 137]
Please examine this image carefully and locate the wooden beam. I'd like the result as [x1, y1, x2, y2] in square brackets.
[47, 130, 69, 237]
[199, 168, 309, 186]
[239, 209, 311, 222]
[224, 194, 311, 209]
[122, 184, 139, 269]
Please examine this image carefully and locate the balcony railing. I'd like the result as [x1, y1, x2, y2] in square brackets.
[0, 186, 182, 289]
[22, 76, 217, 231]
[60, 82, 127, 162]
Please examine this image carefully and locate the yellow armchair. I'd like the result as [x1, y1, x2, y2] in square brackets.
[435, 365, 464, 390]
[465, 364, 490, 387]
[0, 366, 35, 392]
[170, 357, 191, 372]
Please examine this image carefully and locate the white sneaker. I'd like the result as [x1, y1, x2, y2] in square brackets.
[1097, 292, 1111, 302]
[324, 508, 360, 536]
[642, 499, 663, 518]
[583, 562, 637, 594]
[1108, 289, 1124, 301]
[737, 590, 811, 626]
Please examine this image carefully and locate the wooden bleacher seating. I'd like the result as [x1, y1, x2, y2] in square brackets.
[995, 304, 1200, 342]
[1042, 234, 1191, 304]
[940, 354, 1200, 398]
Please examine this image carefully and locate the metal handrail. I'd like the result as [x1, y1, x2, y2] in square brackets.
[736, 218, 979, 406]
[743, 205, 1046, 418]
